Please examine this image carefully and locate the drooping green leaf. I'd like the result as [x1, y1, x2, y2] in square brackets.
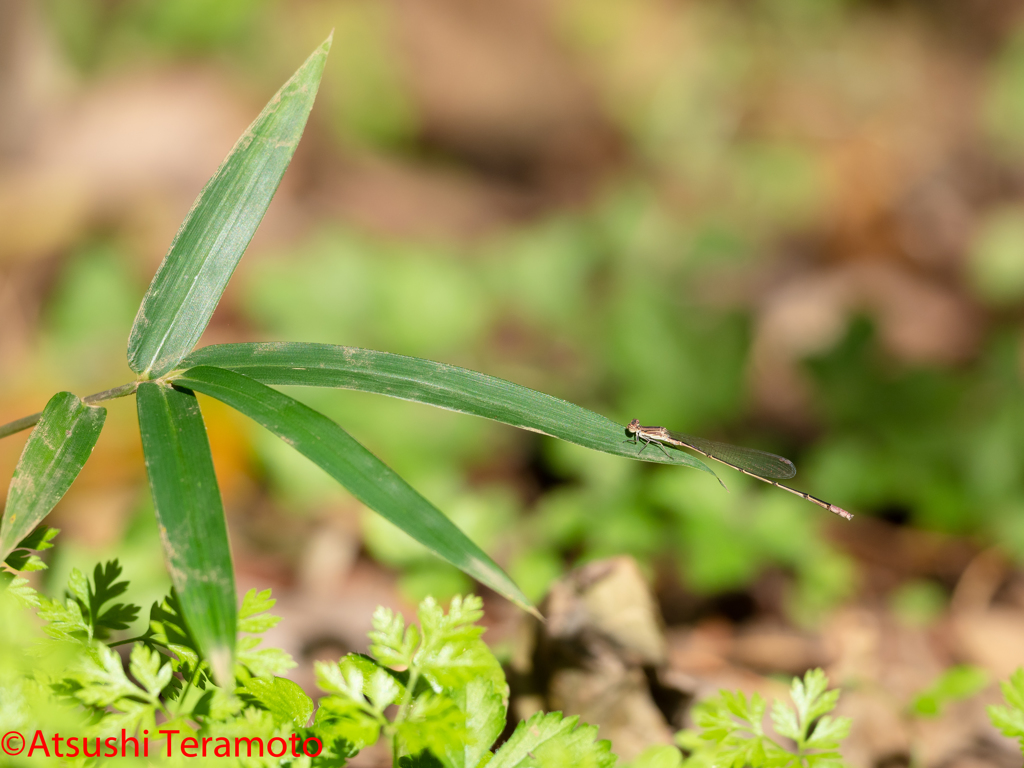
[178, 343, 716, 475]
[0, 392, 105, 562]
[136, 381, 236, 683]
[126, 36, 332, 378]
[171, 365, 535, 612]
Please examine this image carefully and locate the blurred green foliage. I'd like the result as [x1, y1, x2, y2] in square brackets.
[808, 322, 1024, 537]
[910, 665, 990, 718]
[237, 213, 859, 619]
[969, 209, 1024, 306]
[323, 2, 417, 147]
[25, 0, 1024, 622]
[42, 0, 414, 148]
[889, 579, 947, 628]
[235, 179, 1024, 615]
[42, 243, 141, 382]
[43, 0, 268, 70]
[985, 26, 1024, 158]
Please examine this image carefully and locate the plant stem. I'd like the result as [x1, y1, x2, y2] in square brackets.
[174, 661, 204, 717]
[108, 632, 153, 648]
[391, 668, 420, 763]
[0, 413, 42, 441]
[84, 381, 140, 405]
[0, 381, 140, 440]
[107, 637, 144, 648]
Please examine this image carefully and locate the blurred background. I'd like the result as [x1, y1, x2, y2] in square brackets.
[2, 0, 1024, 764]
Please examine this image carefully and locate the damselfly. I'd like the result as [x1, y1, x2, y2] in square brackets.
[625, 419, 853, 520]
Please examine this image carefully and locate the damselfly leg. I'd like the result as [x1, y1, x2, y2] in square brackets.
[625, 427, 672, 458]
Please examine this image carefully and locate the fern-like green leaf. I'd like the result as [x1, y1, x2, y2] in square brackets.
[369, 605, 419, 670]
[147, 590, 201, 660]
[237, 587, 281, 634]
[38, 595, 90, 642]
[3, 525, 59, 573]
[235, 587, 295, 678]
[791, 669, 835, 728]
[236, 638, 296, 679]
[240, 676, 314, 728]
[397, 692, 468, 762]
[770, 699, 800, 742]
[315, 654, 391, 751]
[680, 669, 849, 768]
[447, 677, 506, 768]
[987, 668, 1024, 752]
[128, 643, 173, 700]
[72, 561, 140, 640]
[399, 750, 446, 768]
[489, 711, 616, 768]
[804, 715, 850, 751]
[1004, 669, 1024, 711]
[412, 596, 506, 697]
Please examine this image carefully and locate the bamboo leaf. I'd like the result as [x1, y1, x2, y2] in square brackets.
[136, 382, 236, 684]
[179, 343, 716, 476]
[171, 366, 536, 613]
[127, 36, 332, 379]
[0, 392, 105, 562]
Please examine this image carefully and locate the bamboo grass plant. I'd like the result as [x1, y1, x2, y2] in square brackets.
[0, 34, 719, 684]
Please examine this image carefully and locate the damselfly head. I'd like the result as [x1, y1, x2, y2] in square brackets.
[626, 419, 641, 434]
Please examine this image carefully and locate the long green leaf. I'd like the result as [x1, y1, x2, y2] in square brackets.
[171, 366, 536, 613]
[178, 343, 717, 476]
[0, 392, 105, 562]
[127, 36, 332, 379]
[136, 382, 236, 683]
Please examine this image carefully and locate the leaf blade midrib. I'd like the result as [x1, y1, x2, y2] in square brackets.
[179, 342, 717, 476]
